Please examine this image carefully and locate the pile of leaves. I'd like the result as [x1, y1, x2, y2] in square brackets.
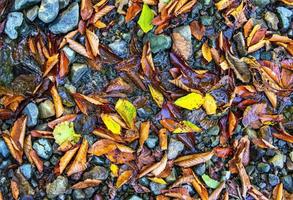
[0, 0, 293, 199]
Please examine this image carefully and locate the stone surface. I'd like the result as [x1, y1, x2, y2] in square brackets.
[83, 166, 109, 180]
[277, 7, 292, 30]
[49, 2, 79, 34]
[264, 11, 279, 30]
[150, 182, 166, 195]
[46, 176, 68, 198]
[0, 139, 10, 158]
[128, 195, 143, 200]
[253, 0, 271, 7]
[33, 138, 53, 159]
[145, 135, 159, 149]
[167, 138, 184, 159]
[173, 25, 192, 42]
[4, 12, 24, 40]
[144, 33, 172, 53]
[14, 0, 41, 10]
[282, 175, 293, 193]
[109, 40, 129, 58]
[38, 0, 59, 23]
[72, 189, 86, 200]
[23, 102, 39, 127]
[70, 63, 89, 84]
[59, 0, 70, 9]
[26, 5, 39, 21]
[38, 99, 55, 118]
[62, 46, 76, 63]
[257, 163, 271, 173]
[270, 153, 286, 168]
[20, 164, 33, 179]
[268, 174, 280, 186]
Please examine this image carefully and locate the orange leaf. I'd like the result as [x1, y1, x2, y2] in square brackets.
[81, 0, 93, 20]
[116, 170, 132, 188]
[138, 121, 150, 152]
[191, 171, 209, 200]
[174, 151, 214, 168]
[152, 153, 168, 176]
[88, 139, 117, 156]
[67, 39, 91, 59]
[158, 128, 168, 150]
[29, 149, 44, 173]
[55, 145, 79, 175]
[48, 114, 77, 129]
[273, 132, 293, 143]
[43, 54, 59, 77]
[50, 85, 64, 118]
[59, 50, 69, 78]
[11, 180, 19, 200]
[71, 179, 101, 189]
[243, 19, 254, 38]
[202, 41, 212, 62]
[190, 21, 205, 40]
[86, 29, 100, 57]
[67, 139, 88, 176]
[228, 111, 237, 137]
[10, 116, 27, 150]
[125, 3, 142, 22]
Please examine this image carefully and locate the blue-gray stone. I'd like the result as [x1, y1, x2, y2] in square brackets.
[38, 0, 59, 23]
[83, 166, 109, 180]
[33, 139, 52, 159]
[59, 0, 70, 9]
[167, 138, 184, 159]
[46, 176, 68, 199]
[109, 40, 129, 58]
[70, 63, 89, 84]
[4, 12, 24, 40]
[252, 0, 270, 7]
[72, 189, 86, 200]
[0, 139, 10, 158]
[128, 195, 143, 200]
[26, 5, 39, 21]
[14, 0, 41, 10]
[268, 174, 280, 186]
[144, 33, 172, 53]
[62, 46, 76, 63]
[20, 164, 33, 179]
[270, 153, 286, 168]
[0, 160, 11, 170]
[145, 135, 159, 149]
[282, 175, 293, 193]
[264, 11, 279, 30]
[49, 3, 79, 34]
[23, 102, 39, 127]
[38, 100, 55, 118]
[149, 182, 166, 195]
[257, 162, 271, 173]
[277, 7, 292, 30]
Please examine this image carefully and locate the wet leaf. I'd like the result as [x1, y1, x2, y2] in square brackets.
[50, 85, 64, 118]
[175, 151, 214, 167]
[86, 29, 100, 57]
[138, 4, 154, 33]
[191, 171, 209, 200]
[149, 85, 164, 108]
[116, 170, 133, 188]
[53, 121, 81, 146]
[29, 150, 44, 173]
[81, 0, 93, 20]
[174, 93, 204, 110]
[203, 93, 217, 115]
[67, 39, 91, 59]
[101, 113, 122, 135]
[54, 145, 79, 175]
[149, 177, 167, 184]
[115, 99, 137, 129]
[88, 139, 117, 156]
[190, 21, 205, 40]
[202, 174, 220, 189]
[138, 121, 150, 152]
[173, 120, 202, 133]
[202, 42, 212, 63]
[71, 179, 101, 189]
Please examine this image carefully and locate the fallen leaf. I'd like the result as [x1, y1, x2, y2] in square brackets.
[55, 145, 79, 175]
[190, 20, 205, 40]
[71, 179, 101, 189]
[149, 177, 167, 184]
[53, 121, 81, 146]
[175, 151, 214, 167]
[173, 120, 202, 133]
[101, 113, 122, 135]
[116, 170, 132, 188]
[67, 39, 91, 59]
[81, 0, 93, 20]
[138, 3, 154, 33]
[110, 163, 119, 177]
[203, 93, 217, 115]
[138, 121, 150, 152]
[174, 93, 204, 110]
[115, 99, 137, 129]
[202, 174, 220, 189]
[86, 29, 100, 57]
[149, 85, 164, 108]
[202, 41, 212, 63]
[158, 128, 168, 150]
[50, 85, 64, 118]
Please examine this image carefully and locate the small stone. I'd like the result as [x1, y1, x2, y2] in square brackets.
[145, 135, 159, 149]
[72, 189, 86, 200]
[62, 46, 76, 63]
[268, 174, 280, 186]
[109, 40, 129, 58]
[257, 163, 271, 173]
[4, 12, 24, 40]
[14, 0, 41, 10]
[233, 32, 247, 56]
[58, 87, 75, 107]
[33, 138, 53, 159]
[221, 171, 231, 181]
[167, 139, 184, 159]
[23, 102, 39, 127]
[264, 11, 279, 30]
[49, 2, 79, 34]
[59, 0, 70, 9]
[139, 177, 150, 186]
[195, 163, 206, 176]
[128, 195, 143, 200]
[207, 126, 220, 136]
[200, 16, 214, 26]
[38, 100, 55, 118]
[173, 25, 192, 42]
[253, 0, 270, 7]
[270, 153, 286, 168]
[46, 176, 68, 199]
[144, 33, 172, 53]
[26, 5, 39, 21]
[0, 139, 10, 158]
[282, 175, 293, 193]
[277, 7, 292, 30]
[289, 151, 293, 162]
[83, 166, 109, 180]
[70, 63, 89, 84]
[19, 164, 33, 179]
[38, 0, 59, 23]
[246, 165, 256, 175]
[149, 182, 166, 195]
[0, 160, 11, 170]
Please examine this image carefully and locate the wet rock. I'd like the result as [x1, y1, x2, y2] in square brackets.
[38, 99, 55, 118]
[83, 166, 109, 180]
[167, 138, 184, 159]
[70, 63, 89, 84]
[59, 0, 70, 9]
[145, 135, 159, 149]
[62, 46, 76, 63]
[277, 7, 292, 30]
[173, 25, 192, 42]
[33, 138, 53, 159]
[38, 0, 59, 23]
[264, 11, 279, 30]
[200, 16, 213, 26]
[290, 151, 293, 162]
[270, 153, 286, 168]
[58, 87, 75, 107]
[0, 139, 10, 158]
[257, 162, 270, 173]
[150, 182, 166, 195]
[23, 102, 39, 127]
[129, 195, 143, 200]
[252, 0, 270, 7]
[20, 164, 33, 179]
[195, 163, 206, 176]
[144, 33, 172, 53]
[74, 114, 97, 135]
[0, 160, 11, 170]
[221, 171, 231, 181]
[49, 3, 79, 34]
[72, 189, 86, 200]
[4, 12, 24, 40]
[282, 175, 293, 193]
[14, 0, 41, 10]
[207, 126, 220, 136]
[109, 40, 129, 58]
[233, 32, 247, 56]
[268, 174, 279, 186]
[26, 5, 39, 21]
[46, 176, 68, 199]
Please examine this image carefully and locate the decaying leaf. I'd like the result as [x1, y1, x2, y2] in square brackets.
[149, 85, 164, 108]
[138, 121, 150, 152]
[86, 29, 100, 57]
[203, 93, 217, 115]
[71, 179, 101, 189]
[174, 151, 214, 167]
[115, 99, 137, 129]
[53, 121, 81, 146]
[55, 145, 79, 175]
[116, 170, 133, 188]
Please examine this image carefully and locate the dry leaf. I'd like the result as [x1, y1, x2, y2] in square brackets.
[81, 0, 93, 20]
[67, 39, 91, 59]
[202, 41, 212, 63]
[138, 121, 150, 152]
[50, 85, 64, 118]
[174, 151, 214, 168]
[86, 29, 100, 57]
[55, 145, 79, 175]
[116, 170, 132, 188]
[71, 179, 101, 189]
[190, 20, 205, 40]
[67, 139, 88, 176]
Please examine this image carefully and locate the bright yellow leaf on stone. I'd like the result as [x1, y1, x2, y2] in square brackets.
[149, 85, 164, 108]
[110, 164, 119, 177]
[115, 99, 137, 129]
[101, 113, 121, 134]
[148, 177, 167, 184]
[203, 94, 217, 115]
[174, 93, 204, 110]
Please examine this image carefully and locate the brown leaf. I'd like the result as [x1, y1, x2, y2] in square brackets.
[0, 108, 13, 120]
[273, 132, 293, 143]
[213, 146, 233, 158]
[11, 180, 19, 200]
[138, 121, 150, 152]
[172, 31, 192, 60]
[228, 111, 237, 137]
[190, 20, 205, 40]
[209, 181, 226, 200]
[29, 150, 44, 173]
[191, 170, 209, 200]
[88, 139, 117, 156]
[236, 161, 251, 197]
[158, 128, 168, 150]
[71, 179, 101, 189]
[67, 39, 91, 59]
[43, 54, 59, 77]
[31, 130, 53, 139]
[23, 135, 33, 164]
[106, 150, 135, 164]
[55, 145, 79, 175]
[243, 19, 254, 38]
[50, 85, 64, 118]
[141, 42, 156, 79]
[273, 183, 283, 200]
[59, 30, 79, 49]
[152, 153, 168, 176]
[116, 170, 132, 188]
[67, 138, 88, 176]
[174, 151, 214, 168]
[86, 29, 100, 57]
[202, 41, 212, 62]
[248, 185, 269, 200]
[48, 114, 77, 129]
[81, 0, 93, 20]
[91, 5, 115, 23]
[59, 50, 69, 78]
[125, 3, 142, 22]
[10, 115, 27, 150]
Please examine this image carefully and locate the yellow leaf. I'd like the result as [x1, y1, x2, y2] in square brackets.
[173, 120, 202, 133]
[149, 85, 164, 108]
[148, 177, 167, 184]
[203, 94, 217, 115]
[115, 99, 137, 129]
[202, 42, 212, 62]
[174, 93, 204, 110]
[116, 170, 132, 188]
[101, 113, 121, 134]
[110, 164, 119, 177]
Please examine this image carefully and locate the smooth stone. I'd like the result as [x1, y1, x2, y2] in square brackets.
[46, 176, 68, 199]
[19, 164, 33, 179]
[268, 174, 280, 186]
[72, 189, 86, 200]
[70, 63, 89, 84]
[207, 125, 220, 136]
[58, 87, 75, 107]
[145, 135, 159, 149]
[14, 0, 41, 10]
[33, 138, 53, 159]
[0, 160, 11, 170]
[200, 16, 214, 26]
[62, 46, 76, 63]
[0, 139, 10, 158]
[289, 151, 293, 162]
[270, 153, 286, 168]
[23, 102, 39, 127]
[264, 11, 279, 30]
[128, 195, 143, 200]
[26, 5, 39, 21]
[253, 0, 271, 6]
[257, 162, 271, 173]
[109, 40, 129, 58]
[38, 0, 59, 23]
[277, 7, 292, 30]
[282, 175, 293, 193]
[167, 138, 184, 159]
[221, 171, 231, 181]
[59, 0, 70, 9]
[38, 99, 55, 118]
[173, 25, 191, 42]
[83, 166, 109, 180]
[4, 12, 24, 40]
[149, 182, 166, 195]
[144, 33, 172, 53]
[195, 163, 206, 176]
[49, 3, 79, 34]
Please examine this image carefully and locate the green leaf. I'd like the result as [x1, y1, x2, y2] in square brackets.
[202, 174, 220, 189]
[138, 4, 154, 33]
[115, 99, 137, 129]
[53, 121, 81, 146]
[174, 93, 204, 110]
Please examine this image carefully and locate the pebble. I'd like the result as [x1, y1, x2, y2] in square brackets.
[289, 151, 293, 162]
[14, 0, 41, 10]
[149, 182, 166, 195]
[20, 164, 33, 179]
[173, 25, 192, 42]
[23, 102, 39, 127]
[4, 12, 24, 40]
[268, 174, 280, 186]
[270, 153, 286, 168]
[83, 166, 109, 180]
[145, 135, 159, 149]
[109, 40, 129, 58]
[167, 138, 184, 159]
[264, 11, 279, 30]
[144, 33, 172, 53]
[165, 168, 177, 183]
[195, 163, 206, 176]
[0, 139, 10, 158]
[207, 125, 220, 136]
[46, 176, 68, 199]
[59, 0, 70, 9]
[62, 46, 76, 63]
[49, 2, 79, 34]
[72, 189, 86, 200]
[128, 195, 143, 200]
[252, 0, 270, 7]
[282, 175, 293, 193]
[70, 63, 89, 84]
[33, 138, 53, 159]
[26, 5, 39, 21]
[277, 7, 292, 30]
[38, 0, 59, 23]
[257, 162, 271, 173]
[0, 160, 11, 170]
[38, 99, 55, 118]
